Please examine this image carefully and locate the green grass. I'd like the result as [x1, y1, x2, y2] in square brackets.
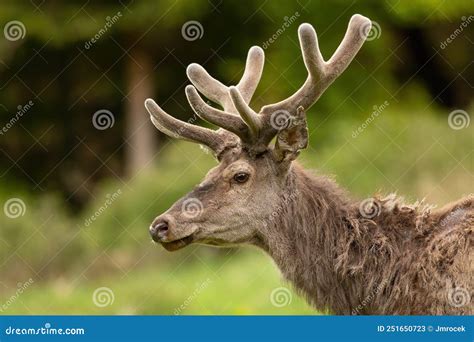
[0, 248, 315, 315]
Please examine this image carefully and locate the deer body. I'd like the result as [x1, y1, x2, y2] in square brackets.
[258, 164, 473, 315]
[144, 14, 473, 314]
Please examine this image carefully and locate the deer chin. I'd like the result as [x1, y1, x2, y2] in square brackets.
[161, 235, 194, 251]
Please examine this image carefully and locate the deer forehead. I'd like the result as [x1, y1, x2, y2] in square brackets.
[222, 160, 255, 177]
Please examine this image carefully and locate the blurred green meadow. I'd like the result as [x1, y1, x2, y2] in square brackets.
[0, 1, 472, 315]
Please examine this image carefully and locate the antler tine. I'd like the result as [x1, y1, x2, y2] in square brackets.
[185, 45, 265, 143]
[236, 46, 265, 103]
[186, 63, 234, 112]
[228, 86, 261, 137]
[187, 46, 265, 114]
[328, 14, 371, 75]
[261, 14, 371, 115]
[185, 85, 249, 139]
[144, 99, 225, 154]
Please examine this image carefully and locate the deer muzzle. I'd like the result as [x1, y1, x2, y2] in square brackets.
[149, 214, 195, 251]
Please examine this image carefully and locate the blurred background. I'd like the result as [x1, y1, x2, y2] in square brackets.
[0, 0, 472, 314]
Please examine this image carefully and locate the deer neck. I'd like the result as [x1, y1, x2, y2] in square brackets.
[255, 163, 361, 314]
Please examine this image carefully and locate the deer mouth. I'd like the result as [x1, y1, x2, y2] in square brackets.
[161, 235, 194, 251]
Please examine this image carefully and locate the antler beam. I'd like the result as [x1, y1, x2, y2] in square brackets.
[145, 99, 225, 153]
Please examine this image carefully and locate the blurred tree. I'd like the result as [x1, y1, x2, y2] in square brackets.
[124, 46, 155, 176]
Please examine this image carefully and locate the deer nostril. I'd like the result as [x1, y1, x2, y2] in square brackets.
[150, 219, 169, 240]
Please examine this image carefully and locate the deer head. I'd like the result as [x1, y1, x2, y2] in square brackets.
[146, 15, 371, 251]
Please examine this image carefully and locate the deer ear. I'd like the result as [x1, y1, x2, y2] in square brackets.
[273, 106, 308, 162]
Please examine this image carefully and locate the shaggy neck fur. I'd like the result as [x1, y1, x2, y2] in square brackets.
[255, 163, 473, 315]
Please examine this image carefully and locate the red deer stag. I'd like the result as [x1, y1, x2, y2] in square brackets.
[145, 14, 473, 315]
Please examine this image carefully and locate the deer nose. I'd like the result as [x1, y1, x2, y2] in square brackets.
[150, 217, 170, 241]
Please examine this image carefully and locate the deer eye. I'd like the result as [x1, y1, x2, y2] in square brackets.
[233, 172, 249, 184]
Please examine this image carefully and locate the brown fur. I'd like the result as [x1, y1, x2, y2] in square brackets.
[257, 163, 473, 314]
